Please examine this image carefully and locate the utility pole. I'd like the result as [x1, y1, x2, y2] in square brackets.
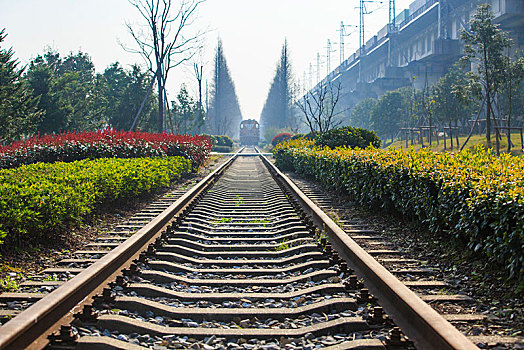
[359, 0, 365, 53]
[389, 0, 396, 26]
[317, 52, 321, 83]
[358, 0, 382, 55]
[303, 71, 307, 93]
[326, 39, 336, 74]
[309, 63, 313, 89]
[338, 21, 357, 64]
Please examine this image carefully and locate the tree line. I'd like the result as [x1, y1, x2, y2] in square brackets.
[0, 27, 244, 143]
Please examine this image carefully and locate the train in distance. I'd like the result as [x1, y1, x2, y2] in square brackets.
[239, 119, 260, 146]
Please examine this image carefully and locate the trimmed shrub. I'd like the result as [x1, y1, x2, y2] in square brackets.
[0, 156, 191, 247]
[208, 135, 233, 152]
[271, 133, 292, 147]
[316, 126, 381, 149]
[213, 146, 233, 153]
[273, 140, 524, 278]
[290, 133, 305, 140]
[0, 130, 212, 169]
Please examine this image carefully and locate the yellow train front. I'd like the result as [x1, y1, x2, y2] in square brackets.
[239, 119, 260, 146]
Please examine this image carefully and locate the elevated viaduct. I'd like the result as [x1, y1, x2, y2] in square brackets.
[314, 0, 524, 114]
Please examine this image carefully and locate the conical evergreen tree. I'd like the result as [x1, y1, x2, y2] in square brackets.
[206, 39, 242, 138]
[0, 29, 41, 143]
[260, 40, 294, 133]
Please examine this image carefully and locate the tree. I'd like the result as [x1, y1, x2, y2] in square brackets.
[0, 29, 41, 143]
[370, 89, 411, 145]
[206, 39, 242, 138]
[25, 50, 104, 133]
[125, 0, 205, 133]
[100, 62, 158, 131]
[460, 4, 511, 149]
[260, 40, 295, 132]
[350, 98, 377, 129]
[432, 64, 475, 149]
[498, 55, 524, 152]
[296, 80, 343, 136]
[169, 84, 203, 134]
[24, 50, 64, 133]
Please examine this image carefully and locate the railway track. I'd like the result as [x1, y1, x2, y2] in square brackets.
[0, 148, 485, 349]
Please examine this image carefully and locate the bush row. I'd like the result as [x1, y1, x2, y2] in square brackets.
[209, 135, 234, 148]
[0, 130, 212, 169]
[0, 156, 191, 247]
[271, 133, 292, 147]
[274, 139, 524, 278]
[316, 126, 381, 149]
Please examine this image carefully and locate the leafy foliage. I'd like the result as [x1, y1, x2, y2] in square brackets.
[25, 50, 104, 133]
[0, 130, 212, 169]
[0, 156, 191, 247]
[0, 29, 41, 143]
[316, 126, 381, 149]
[170, 84, 204, 134]
[274, 140, 524, 278]
[25, 53, 159, 134]
[271, 133, 292, 147]
[99, 62, 157, 131]
[208, 134, 233, 152]
[350, 98, 376, 130]
[460, 4, 512, 149]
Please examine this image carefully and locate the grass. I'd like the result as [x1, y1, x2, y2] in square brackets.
[0, 275, 19, 292]
[235, 195, 244, 207]
[275, 240, 290, 251]
[212, 217, 233, 224]
[388, 131, 524, 156]
[247, 219, 270, 224]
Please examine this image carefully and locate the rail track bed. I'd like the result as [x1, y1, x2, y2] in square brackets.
[0, 148, 507, 349]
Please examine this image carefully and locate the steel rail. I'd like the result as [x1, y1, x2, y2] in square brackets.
[260, 153, 479, 350]
[0, 153, 237, 350]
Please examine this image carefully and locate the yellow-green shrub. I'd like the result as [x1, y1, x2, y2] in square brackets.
[0, 156, 191, 247]
[274, 140, 524, 278]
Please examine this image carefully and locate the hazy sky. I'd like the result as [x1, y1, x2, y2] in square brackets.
[1, 0, 412, 119]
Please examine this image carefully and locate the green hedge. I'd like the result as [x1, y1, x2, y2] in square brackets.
[316, 126, 381, 149]
[213, 145, 233, 153]
[0, 156, 191, 247]
[274, 139, 524, 278]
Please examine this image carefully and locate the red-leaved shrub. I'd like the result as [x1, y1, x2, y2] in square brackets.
[0, 130, 212, 169]
[271, 133, 292, 147]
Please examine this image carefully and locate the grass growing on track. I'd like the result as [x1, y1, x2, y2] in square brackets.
[0, 156, 191, 248]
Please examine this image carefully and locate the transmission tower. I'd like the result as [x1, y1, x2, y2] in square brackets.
[359, 0, 365, 52]
[358, 0, 385, 55]
[389, 0, 396, 25]
[338, 21, 357, 64]
[317, 52, 321, 82]
[309, 63, 313, 89]
[325, 39, 337, 74]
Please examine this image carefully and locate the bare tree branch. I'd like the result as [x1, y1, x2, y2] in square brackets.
[124, 0, 206, 132]
[296, 80, 345, 135]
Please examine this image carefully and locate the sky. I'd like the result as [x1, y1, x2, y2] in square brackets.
[1, 0, 413, 120]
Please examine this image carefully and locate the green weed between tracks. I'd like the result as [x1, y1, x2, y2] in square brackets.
[274, 139, 524, 279]
[0, 156, 191, 248]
